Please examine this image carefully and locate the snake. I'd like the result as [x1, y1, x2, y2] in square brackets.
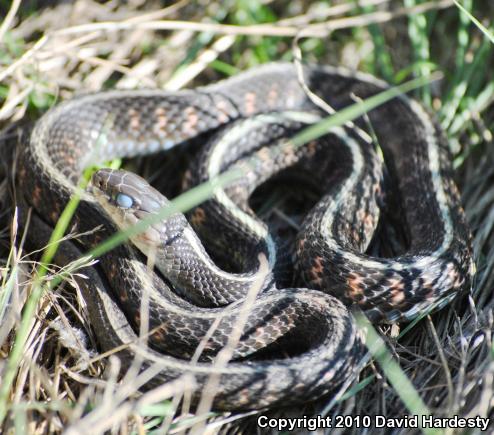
[16, 62, 474, 410]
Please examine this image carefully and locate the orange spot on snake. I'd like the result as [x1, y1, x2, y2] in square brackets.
[216, 101, 229, 123]
[154, 107, 168, 134]
[388, 279, 405, 304]
[191, 207, 206, 227]
[390, 288, 406, 304]
[282, 145, 297, 164]
[309, 257, 325, 287]
[347, 273, 364, 298]
[18, 166, 26, 180]
[32, 185, 42, 207]
[152, 328, 166, 342]
[244, 92, 257, 115]
[363, 212, 374, 230]
[267, 86, 278, 107]
[257, 147, 271, 162]
[128, 108, 141, 131]
[119, 290, 128, 303]
[183, 107, 199, 134]
[313, 257, 324, 273]
[107, 262, 117, 280]
[446, 263, 462, 288]
[307, 141, 318, 157]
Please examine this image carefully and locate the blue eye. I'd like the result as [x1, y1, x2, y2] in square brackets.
[116, 193, 133, 209]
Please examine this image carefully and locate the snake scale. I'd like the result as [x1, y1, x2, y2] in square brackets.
[16, 63, 474, 410]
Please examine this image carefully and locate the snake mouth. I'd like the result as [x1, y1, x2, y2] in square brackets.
[86, 182, 100, 197]
[87, 169, 107, 197]
[88, 181, 111, 204]
[88, 173, 123, 224]
[89, 168, 113, 194]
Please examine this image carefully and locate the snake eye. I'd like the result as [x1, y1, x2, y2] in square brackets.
[116, 193, 133, 209]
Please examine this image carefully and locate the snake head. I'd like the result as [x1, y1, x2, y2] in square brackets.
[89, 168, 169, 249]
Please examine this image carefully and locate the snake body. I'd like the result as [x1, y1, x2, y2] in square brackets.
[17, 63, 474, 409]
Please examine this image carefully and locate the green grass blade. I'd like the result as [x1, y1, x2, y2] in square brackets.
[454, 0, 494, 44]
[359, 3, 394, 81]
[449, 82, 494, 137]
[355, 313, 443, 435]
[455, 0, 473, 70]
[404, 0, 432, 106]
[338, 374, 376, 402]
[0, 266, 18, 323]
[442, 27, 492, 131]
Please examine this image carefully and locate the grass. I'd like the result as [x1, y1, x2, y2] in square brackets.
[0, 0, 493, 433]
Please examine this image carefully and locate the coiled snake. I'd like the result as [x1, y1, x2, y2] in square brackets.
[17, 63, 474, 410]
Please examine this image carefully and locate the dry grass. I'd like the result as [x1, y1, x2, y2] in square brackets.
[0, 0, 493, 433]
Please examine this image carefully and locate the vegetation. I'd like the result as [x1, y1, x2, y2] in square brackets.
[0, 0, 493, 433]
